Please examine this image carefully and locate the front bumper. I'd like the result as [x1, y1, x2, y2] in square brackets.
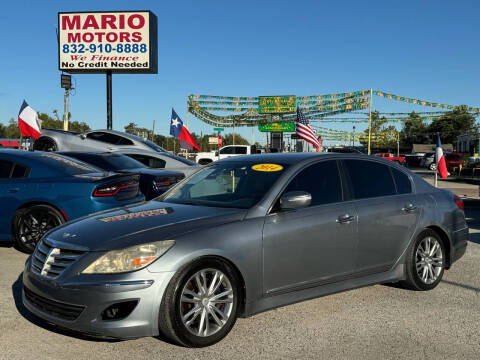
[22, 262, 175, 339]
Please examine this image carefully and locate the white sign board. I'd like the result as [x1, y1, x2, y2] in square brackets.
[58, 11, 157, 73]
[208, 137, 218, 144]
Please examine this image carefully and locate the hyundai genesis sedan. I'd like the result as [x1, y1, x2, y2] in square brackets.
[22, 153, 468, 347]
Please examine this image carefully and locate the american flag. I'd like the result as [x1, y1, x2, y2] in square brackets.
[295, 107, 320, 151]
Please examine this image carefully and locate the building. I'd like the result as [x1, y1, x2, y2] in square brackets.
[456, 134, 480, 154]
[411, 143, 453, 155]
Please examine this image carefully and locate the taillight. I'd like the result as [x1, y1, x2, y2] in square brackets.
[154, 175, 185, 189]
[93, 179, 138, 197]
[453, 195, 464, 211]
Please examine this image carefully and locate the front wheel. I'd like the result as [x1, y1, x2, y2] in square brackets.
[400, 229, 445, 291]
[429, 163, 437, 171]
[158, 258, 240, 347]
[12, 205, 65, 253]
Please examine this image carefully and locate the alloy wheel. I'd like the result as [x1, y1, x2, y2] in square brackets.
[415, 236, 443, 284]
[18, 208, 63, 250]
[179, 268, 234, 337]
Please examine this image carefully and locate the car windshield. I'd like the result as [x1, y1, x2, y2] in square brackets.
[144, 140, 167, 152]
[39, 153, 101, 175]
[162, 162, 289, 209]
[61, 153, 145, 171]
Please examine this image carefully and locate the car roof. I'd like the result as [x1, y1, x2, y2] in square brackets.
[215, 152, 335, 165]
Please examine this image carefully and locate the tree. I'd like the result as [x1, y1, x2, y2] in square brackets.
[221, 133, 249, 146]
[400, 112, 430, 147]
[359, 111, 398, 150]
[124, 122, 152, 140]
[428, 108, 478, 144]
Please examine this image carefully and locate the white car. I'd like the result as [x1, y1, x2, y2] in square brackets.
[196, 145, 258, 165]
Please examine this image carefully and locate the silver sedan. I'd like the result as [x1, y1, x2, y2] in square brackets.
[22, 153, 468, 347]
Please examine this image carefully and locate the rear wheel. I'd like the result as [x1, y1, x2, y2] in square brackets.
[400, 229, 445, 291]
[32, 137, 57, 152]
[158, 258, 240, 347]
[12, 205, 65, 253]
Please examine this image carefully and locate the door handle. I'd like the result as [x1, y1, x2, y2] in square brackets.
[336, 214, 355, 224]
[402, 204, 417, 212]
[8, 188, 20, 193]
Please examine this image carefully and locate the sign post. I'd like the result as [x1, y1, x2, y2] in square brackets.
[60, 74, 72, 131]
[58, 11, 158, 129]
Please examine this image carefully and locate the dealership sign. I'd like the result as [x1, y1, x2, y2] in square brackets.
[58, 11, 158, 73]
[258, 122, 295, 132]
[258, 96, 296, 114]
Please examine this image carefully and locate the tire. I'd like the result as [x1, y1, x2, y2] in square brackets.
[158, 258, 240, 347]
[12, 205, 65, 253]
[32, 137, 57, 152]
[399, 229, 445, 291]
[429, 163, 437, 171]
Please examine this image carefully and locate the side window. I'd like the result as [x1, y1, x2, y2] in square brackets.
[127, 154, 166, 169]
[343, 159, 396, 199]
[220, 147, 234, 155]
[391, 167, 412, 194]
[11, 164, 29, 178]
[0, 159, 13, 178]
[283, 160, 343, 206]
[86, 132, 122, 145]
[117, 136, 134, 146]
[235, 147, 247, 154]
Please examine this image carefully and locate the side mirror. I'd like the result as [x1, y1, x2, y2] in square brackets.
[280, 191, 312, 210]
[80, 134, 87, 140]
[215, 151, 219, 156]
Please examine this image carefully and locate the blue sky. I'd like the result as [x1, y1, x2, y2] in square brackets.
[1, 0, 479, 145]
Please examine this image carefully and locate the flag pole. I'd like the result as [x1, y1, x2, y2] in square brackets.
[367, 88, 374, 155]
[19, 134, 23, 150]
[185, 97, 189, 160]
[434, 171, 438, 188]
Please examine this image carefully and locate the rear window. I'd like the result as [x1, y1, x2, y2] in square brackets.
[62, 153, 144, 171]
[39, 154, 100, 175]
[11, 163, 29, 178]
[343, 159, 396, 199]
[127, 154, 166, 168]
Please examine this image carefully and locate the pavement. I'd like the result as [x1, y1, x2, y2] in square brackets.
[1, 212, 479, 359]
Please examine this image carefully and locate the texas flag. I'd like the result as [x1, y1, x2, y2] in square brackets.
[170, 109, 201, 151]
[18, 100, 41, 139]
[436, 133, 448, 179]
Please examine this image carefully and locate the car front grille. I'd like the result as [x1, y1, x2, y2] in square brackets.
[31, 239, 86, 279]
[24, 287, 85, 321]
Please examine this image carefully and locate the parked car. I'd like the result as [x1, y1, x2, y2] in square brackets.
[0, 150, 144, 252]
[327, 146, 364, 154]
[116, 149, 201, 177]
[404, 154, 424, 168]
[420, 152, 436, 170]
[375, 152, 406, 165]
[58, 152, 185, 200]
[195, 145, 259, 165]
[23, 153, 467, 347]
[33, 129, 167, 153]
[445, 152, 465, 169]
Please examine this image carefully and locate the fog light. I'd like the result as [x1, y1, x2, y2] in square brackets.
[101, 300, 138, 321]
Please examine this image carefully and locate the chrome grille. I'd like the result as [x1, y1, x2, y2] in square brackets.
[31, 239, 85, 279]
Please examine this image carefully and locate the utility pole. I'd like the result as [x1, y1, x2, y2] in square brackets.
[151, 120, 155, 141]
[352, 125, 356, 147]
[63, 89, 70, 131]
[60, 74, 72, 131]
[367, 88, 373, 155]
[106, 71, 112, 130]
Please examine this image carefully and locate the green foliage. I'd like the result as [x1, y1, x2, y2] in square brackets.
[428, 109, 477, 144]
[359, 111, 398, 149]
[400, 112, 430, 147]
[124, 122, 153, 139]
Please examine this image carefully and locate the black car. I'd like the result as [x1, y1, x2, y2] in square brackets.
[59, 152, 185, 200]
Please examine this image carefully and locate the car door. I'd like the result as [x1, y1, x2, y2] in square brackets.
[0, 160, 29, 240]
[341, 159, 419, 274]
[262, 160, 358, 294]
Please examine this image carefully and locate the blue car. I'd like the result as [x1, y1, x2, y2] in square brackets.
[0, 149, 145, 252]
[58, 152, 185, 200]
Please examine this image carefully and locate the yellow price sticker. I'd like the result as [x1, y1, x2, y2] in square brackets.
[251, 164, 284, 172]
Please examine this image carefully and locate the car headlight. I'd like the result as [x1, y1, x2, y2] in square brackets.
[82, 240, 175, 274]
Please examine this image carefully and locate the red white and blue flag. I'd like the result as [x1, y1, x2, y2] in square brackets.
[296, 107, 320, 152]
[18, 100, 41, 139]
[436, 133, 448, 179]
[170, 109, 201, 151]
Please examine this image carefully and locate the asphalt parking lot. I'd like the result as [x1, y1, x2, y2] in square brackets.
[0, 208, 479, 360]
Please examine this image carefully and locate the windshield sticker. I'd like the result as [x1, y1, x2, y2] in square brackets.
[98, 208, 173, 223]
[251, 164, 284, 172]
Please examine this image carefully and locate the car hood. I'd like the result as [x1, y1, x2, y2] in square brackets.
[46, 201, 246, 251]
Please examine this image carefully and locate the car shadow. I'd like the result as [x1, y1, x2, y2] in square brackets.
[12, 273, 120, 343]
[441, 279, 480, 294]
[0, 241, 13, 248]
